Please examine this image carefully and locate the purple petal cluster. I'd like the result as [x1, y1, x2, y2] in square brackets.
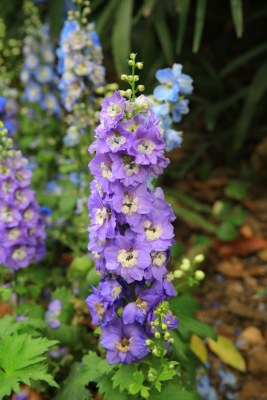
[86, 91, 178, 364]
[0, 150, 46, 271]
[21, 22, 61, 116]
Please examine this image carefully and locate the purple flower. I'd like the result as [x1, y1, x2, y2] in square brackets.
[0, 150, 46, 271]
[45, 299, 62, 329]
[101, 319, 150, 364]
[104, 233, 151, 283]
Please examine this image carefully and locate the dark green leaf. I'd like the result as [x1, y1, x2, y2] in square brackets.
[176, 0, 191, 53]
[217, 221, 239, 242]
[112, 0, 133, 76]
[193, 0, 207, 52]
[230, 0, 243, 38]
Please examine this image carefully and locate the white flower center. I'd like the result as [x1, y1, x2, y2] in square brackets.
[8, 228, 21, 240]
[12, 246, 27, 261]
[107, 104, 121, 117]
[95, 207, 107, 226]
[15, 190, 26, 204]
[117, 248, 138, 268]
[121, 194, 139, 215]
[151, 251, 166, 267]
[106, 134, 126, 149]
[100, 162, 113, 179]
[138, 140, 155, 155]
[2, 180, 12, 194]
[125, 162, 139, 176]
[0, 207, 14, 222]
[144, 220, 162, 241]
[24, 209, 34, 221]
[92, 251, 100, 260]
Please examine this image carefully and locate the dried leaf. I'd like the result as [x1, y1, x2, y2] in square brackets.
[190, 334, 208, 363]
[207, 335, 246, 372]
[214, 235, 267, 257]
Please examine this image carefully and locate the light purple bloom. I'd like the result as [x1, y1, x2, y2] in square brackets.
[101, 319, 150, 364]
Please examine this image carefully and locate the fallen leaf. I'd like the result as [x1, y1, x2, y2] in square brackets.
[258, 249, 267, 262]
[214, 235, 267, 257]
[248, 345, 267, 374]
[217, 258, 267, 278]
[239, 224, 253, 238]
[0, 301, 13, 316]
[240, 327, 265, 346]
[190, 334, 208, 363]
[217, 258, 244, 277]
[207, 335, 246, 372]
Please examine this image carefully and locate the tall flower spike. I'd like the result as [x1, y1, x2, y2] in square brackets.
[86, 56, 178, 365]
[57, 0, 105, 148]
[21, 0, 61, 116]
[0, 122, 46, 271]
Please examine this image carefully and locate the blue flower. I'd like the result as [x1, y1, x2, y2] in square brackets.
[154, 68, 180, 102]
[24, 82, 42, 102]
[165, 129, 183, 152]
[0, 96, 7, 112]
[172, 98, 189, 123]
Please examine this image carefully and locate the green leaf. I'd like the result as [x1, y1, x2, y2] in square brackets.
[112, 364, 137, 392]
[208, 335, 246, 371]
[217, 221, 239, 242]
[221, 42, 267, 77]
[54, 363, 92, 400]
[176, 0, 191, 53]
[128, 383, 141, 395]
[158, 369, 176, 381]
[96, 0, 120, 35]
[133, 370, 144, 385]
[230, 0, 243, 38]
[141, 385, 150, 398]
[0, 334, 58, 398]
[48, 0, 65, 39]
[153, 4, 174, 64]
[112, 0, 133, 76]
[233, 60, 267, 152]
[225, 181, 248, 200]
[82, 351, 114, 382]
[193, 0, 207, 53]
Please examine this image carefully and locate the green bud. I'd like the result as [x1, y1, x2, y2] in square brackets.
[174, 270, 183, 279]
[154, 331, 160, 338]
[136, 62, 143, 69]
[195, 270, 205, 281]
[137, 84, 145, 92]
[180, 258, 191, 271]
[162, 323, 167, 331]
[168, 338, 174, 344]
[145, 339, 152, 346]
[129, 53, 137, 60]
[194, 254, 205, 263]
[152, 348, 159, 356]
[121, 74, 128, 81]
[128, 59, 135, 66]
[133, 75, 139, 81]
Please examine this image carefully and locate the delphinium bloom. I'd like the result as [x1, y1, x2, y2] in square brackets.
[21, 0, 61, 117]
[151, 63, 193, 152]
[0, 122, 46, 271]
[57, 0, 105, 146]
[86, 55, 178, 365]
[0, 18, 19, 135]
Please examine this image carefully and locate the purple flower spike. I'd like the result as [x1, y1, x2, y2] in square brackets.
[0, 149, 46, 271]
[86, 81, 178, 364]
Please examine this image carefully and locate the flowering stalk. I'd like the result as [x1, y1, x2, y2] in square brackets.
[151, 63, 193, 152]
[0, 122, 46, 270]
[21, 0, 61, 116]
[86, 54, 178, 365]
[57, 0, 105, 147]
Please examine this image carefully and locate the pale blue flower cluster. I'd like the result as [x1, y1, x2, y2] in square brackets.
[152, 63, 193, 152]
[21, 23, 61, 116]
[57, 20, 105, 112]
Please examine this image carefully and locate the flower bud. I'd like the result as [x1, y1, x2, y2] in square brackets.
[162, 323, 167, 331]
[136, 62, 143, 69]
[174, 270, 183, 278]
[145, 339, 152, 346]
[137, 84, 145, 92]
[194, 254, 205, 263]
[195, 270, 205, 281]
[155, 331, 160, 338]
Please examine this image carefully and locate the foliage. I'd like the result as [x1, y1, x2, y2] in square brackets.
[0, 332, 58, 398]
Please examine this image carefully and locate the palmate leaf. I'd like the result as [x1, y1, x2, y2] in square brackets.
[0, 334, 58, 398]
[54, 363, 92, 400]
